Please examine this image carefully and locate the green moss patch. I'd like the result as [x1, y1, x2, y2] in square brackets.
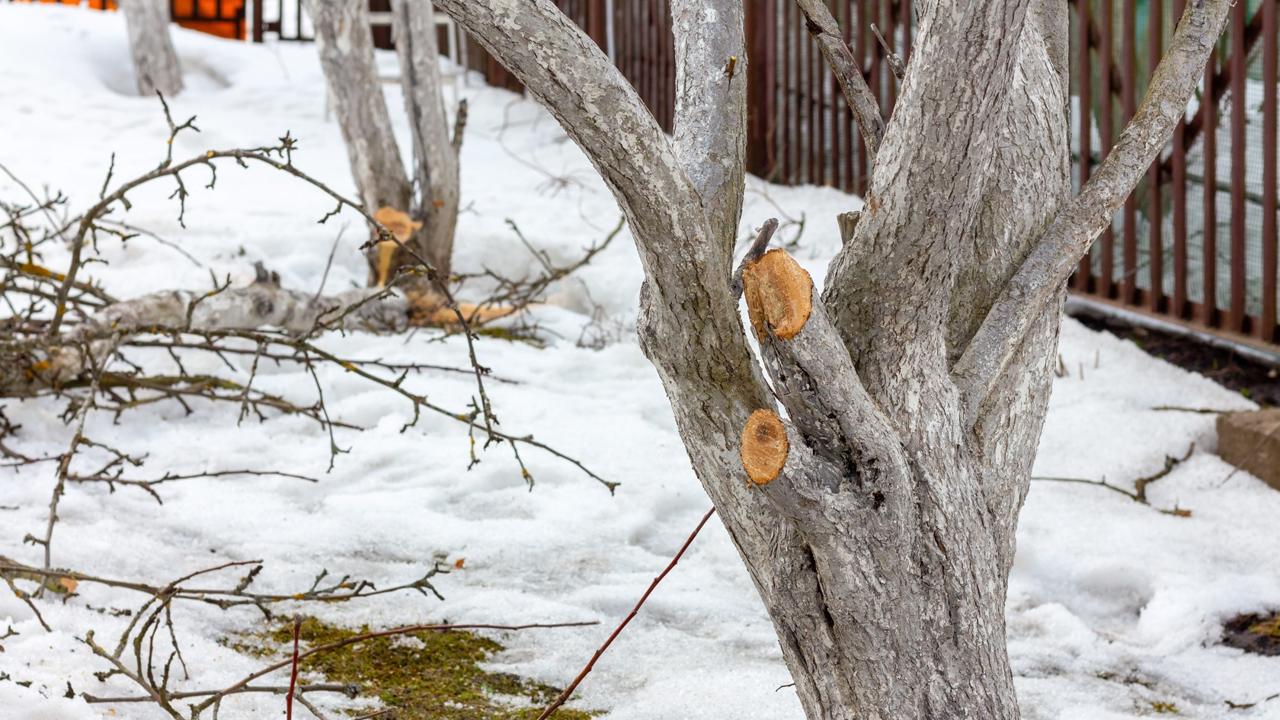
[234, 618, 595, 719]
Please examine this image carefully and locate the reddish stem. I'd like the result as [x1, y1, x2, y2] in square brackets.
[537, 506, 717, 719]
[285, 616, 302, 720]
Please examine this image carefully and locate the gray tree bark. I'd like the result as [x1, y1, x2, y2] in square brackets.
[1, 276, 407, 397]
[392, 0, 463, 279]
[307, 0, 463, 284]
[120, 0, 184, 97]
[432, 1, 1233, 718]
[305, 0, 412, 284]
[306, 0, 411, 216]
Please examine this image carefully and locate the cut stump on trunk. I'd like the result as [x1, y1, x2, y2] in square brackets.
[741, 249, 812, 341]
[741, 409, 788, 485]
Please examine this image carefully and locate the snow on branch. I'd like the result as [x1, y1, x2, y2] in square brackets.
[953, 0, 1233, 427]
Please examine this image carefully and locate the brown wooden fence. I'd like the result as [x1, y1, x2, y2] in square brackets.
[245, 0, 1280, 349]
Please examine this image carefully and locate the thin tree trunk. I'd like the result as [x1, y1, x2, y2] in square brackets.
[120, 0, 183, 97]
[392, 0, 462, 280]
[305, 0, 412, 283]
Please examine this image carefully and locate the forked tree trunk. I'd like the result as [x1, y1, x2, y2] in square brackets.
[120, 0, 184, 97]
[392, 0, 463, 280]
[305, 0, 412, 283]
[307, 0, 462, 285]
[434, 1, 1232, 717]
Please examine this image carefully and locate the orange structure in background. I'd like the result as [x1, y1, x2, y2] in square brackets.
[16, 0, 246, 40]
[171, 0, 245, 39]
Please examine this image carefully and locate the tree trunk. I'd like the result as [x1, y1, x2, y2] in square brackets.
[392, 0, 463, 280]
[433, 1, 1233, 717]
[305, 0, 412, 284]
[120, 0, 183, 97]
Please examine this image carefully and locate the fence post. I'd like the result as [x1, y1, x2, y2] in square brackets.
[586, 0, 607, 50]
[745, 0, 775, 179]
[252, 0, 263, 42]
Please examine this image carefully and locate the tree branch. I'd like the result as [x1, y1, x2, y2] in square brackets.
[952, 0, 1233, 426]
[738, 222, 908, 513]
[671, 0, 748, 260]
[794, 0, 885, 163]
[432, 0, 706, 268]
[434, 0, 763, 409]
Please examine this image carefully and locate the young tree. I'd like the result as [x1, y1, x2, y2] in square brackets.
[120, 0, 184, 97]
[305, 0, 463, 286]
[432, 1, 1232, 717]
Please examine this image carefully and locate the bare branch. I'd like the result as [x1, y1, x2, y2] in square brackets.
[870, 23, 905, 81]
[431, 0, 718, 278]
[953, 0, 1233, 426]
[794, 0, 885, 161]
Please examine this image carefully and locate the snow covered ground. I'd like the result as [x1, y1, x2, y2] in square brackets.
[1, 5, 1278, 718]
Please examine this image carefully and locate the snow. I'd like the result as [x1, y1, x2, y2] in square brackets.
[2, 4, 1278, 718]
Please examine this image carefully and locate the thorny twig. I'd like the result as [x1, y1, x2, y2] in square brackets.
[24, 337, 117, 580]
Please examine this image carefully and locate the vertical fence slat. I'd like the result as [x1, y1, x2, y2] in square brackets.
[1100, 0, 1116, 298]
[855, 0, 868, 195]
[747, 0, 774, 179]
[898, 0, 910, 64]
[1228, 0, 1247, 333]
[1146, 0, 1162, 311]
[829, 0, 842, 189]
[779, 1, 788, 183]
[1076, 0, 1093, 292]
[808, 10, 819, 185]
[1203, 48, 1219, 326]
[1263, 0, 1278, 341]
[1172, 0, 1188, 317]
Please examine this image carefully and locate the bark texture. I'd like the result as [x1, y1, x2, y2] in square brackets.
[433, 1, 1233, 717]
[121, 0, 184, 97]
[2, 278, 407, 397]
[392, 0, 463, 279]
[306, 0, 412, 282]
[307, 0, 463, 283]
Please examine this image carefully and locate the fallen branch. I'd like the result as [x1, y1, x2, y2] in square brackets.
[1032, 444, 1195, 517]
[0, 556, 446, 613]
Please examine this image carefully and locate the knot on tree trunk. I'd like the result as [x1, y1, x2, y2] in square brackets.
[741, 249, 812, 341]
